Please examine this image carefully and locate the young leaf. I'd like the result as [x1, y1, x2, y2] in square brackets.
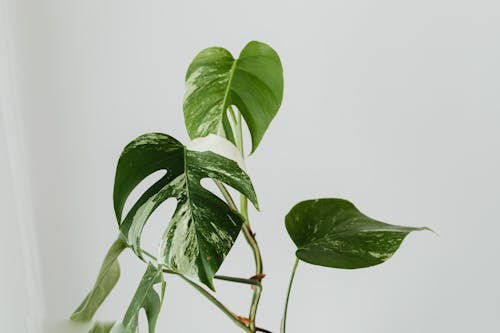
[88, 321, 116, 333]
[122, 264, 162, 333]
[183, 40, 284, 153]
[71, 239, 127, 321]
[114, 133, 258, 290]
[285, 199, 429, 269]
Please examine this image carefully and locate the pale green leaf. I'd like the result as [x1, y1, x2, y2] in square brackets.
[71, 239, 127, 321]
[286, 199, 429, 269]
[183, 40, 284, 152]
[122, 264, 162, 333]
[114, 133, 258, 289]
[89, 321, 115, 333]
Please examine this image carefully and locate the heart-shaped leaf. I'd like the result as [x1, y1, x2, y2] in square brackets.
[122, 264, 162, 333]
[183, 40, 284, 153]
[71, 239, 127, 321]
[286, 199, 428, 269]
[114, 133, 258, 289]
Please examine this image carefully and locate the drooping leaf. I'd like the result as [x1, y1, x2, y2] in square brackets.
[71, 239, 127, 321]
[122, 264, 163, 333]
[88, 321, 115, 333]
[114, 133, 258, 289]
[285, 199, 429, 269]
[183, 40, 284, 152]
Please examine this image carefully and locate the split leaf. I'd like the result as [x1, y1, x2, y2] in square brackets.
[114, 133, 258, 289]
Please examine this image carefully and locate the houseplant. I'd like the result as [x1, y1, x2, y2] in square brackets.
[70, 40, 428, 333]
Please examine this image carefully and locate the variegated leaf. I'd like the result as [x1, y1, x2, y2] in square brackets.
[122, 264, 162, 333]
[183, 40, 284, 153]
[114, 133, 258, 289]
[286, 199, 429, 269]
[71, 239, 127, 321]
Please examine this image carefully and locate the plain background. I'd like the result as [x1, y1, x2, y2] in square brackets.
[1, 0, 499, 332]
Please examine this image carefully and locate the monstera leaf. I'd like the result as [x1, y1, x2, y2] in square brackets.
[122, 264, 163, 333]
[286, 199, 428, 269]
[114, 133, 258, 289]
[183, 40, 284, 152]
[71, 239, 127, 321]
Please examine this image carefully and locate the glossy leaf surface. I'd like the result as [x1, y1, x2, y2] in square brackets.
[114, 133, 258, 289]
[183, 40, 284, 152]
[122, 264, 162, 333]
[286, 199, 428, 269]
[71, 239, 127, 321]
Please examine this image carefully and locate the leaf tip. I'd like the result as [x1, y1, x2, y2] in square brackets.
[420, 226, 438, 236]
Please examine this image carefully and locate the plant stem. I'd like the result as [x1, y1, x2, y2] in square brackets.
[215, 275, 261, 287]
[234, 107, 244, 155]
[231, 106, 264, 332]
[248, 283, 263, 331]
[140, 249, 251, 331]
[228, 104, 238, 125]
[215, 180, 238, 209]
[177, 274, 251, 332]
[220, 175, 262, 276]
[256, 328, 273, 333]
[280, 258, 299, 333]
[140, 249, 157, 262]
[162, 267, 259, 288]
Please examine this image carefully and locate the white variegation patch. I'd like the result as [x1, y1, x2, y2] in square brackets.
[187, 134, 245, 170]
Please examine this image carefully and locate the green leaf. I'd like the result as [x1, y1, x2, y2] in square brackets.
[114, 133, 258, 289]
[183, 40, 284, 153]
[122, 264, 163, 333]
[285, 199, 429, 269]
[71, 239, 127, 321]
[88, 321, 115, 333]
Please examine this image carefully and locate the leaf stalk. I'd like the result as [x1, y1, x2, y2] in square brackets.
[177, 274, 252, 332]
[232, 106, 265, 331]
[280, 258, 299, 333]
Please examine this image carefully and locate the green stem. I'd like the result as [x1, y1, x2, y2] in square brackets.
[214, 180, 238, 209]
[281, 258, 300, 333]
[140, 249, 157, 262]
[147, 249, 253, 332]
[234, 106, 244, 155]
[162, 267, 258, 288]
[230, 106, 264, 332]
[249, 284, 262, 331]
[228, 104, 238, 125]
[215, 178, 262, 277]
[215, 275, 262, 287]
[177, 274, 251, 332]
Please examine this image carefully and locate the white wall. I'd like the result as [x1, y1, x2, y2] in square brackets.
[3, 0, 500, 332]
[0, 110, 31, 333]
[1, 0, 43, 330]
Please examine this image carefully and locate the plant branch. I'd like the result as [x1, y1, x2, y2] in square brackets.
[280, 258, 300, 333]
[256, 328, 273, 333]
[176, 274, 252, 332]
[214, 180, 238, 209]
[138, 249, 252, 331]
[215, 275, 262, 287]
[140, 248, 157, 262]
[231, 106, 264, 332]
[163, 268, 259, 288]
